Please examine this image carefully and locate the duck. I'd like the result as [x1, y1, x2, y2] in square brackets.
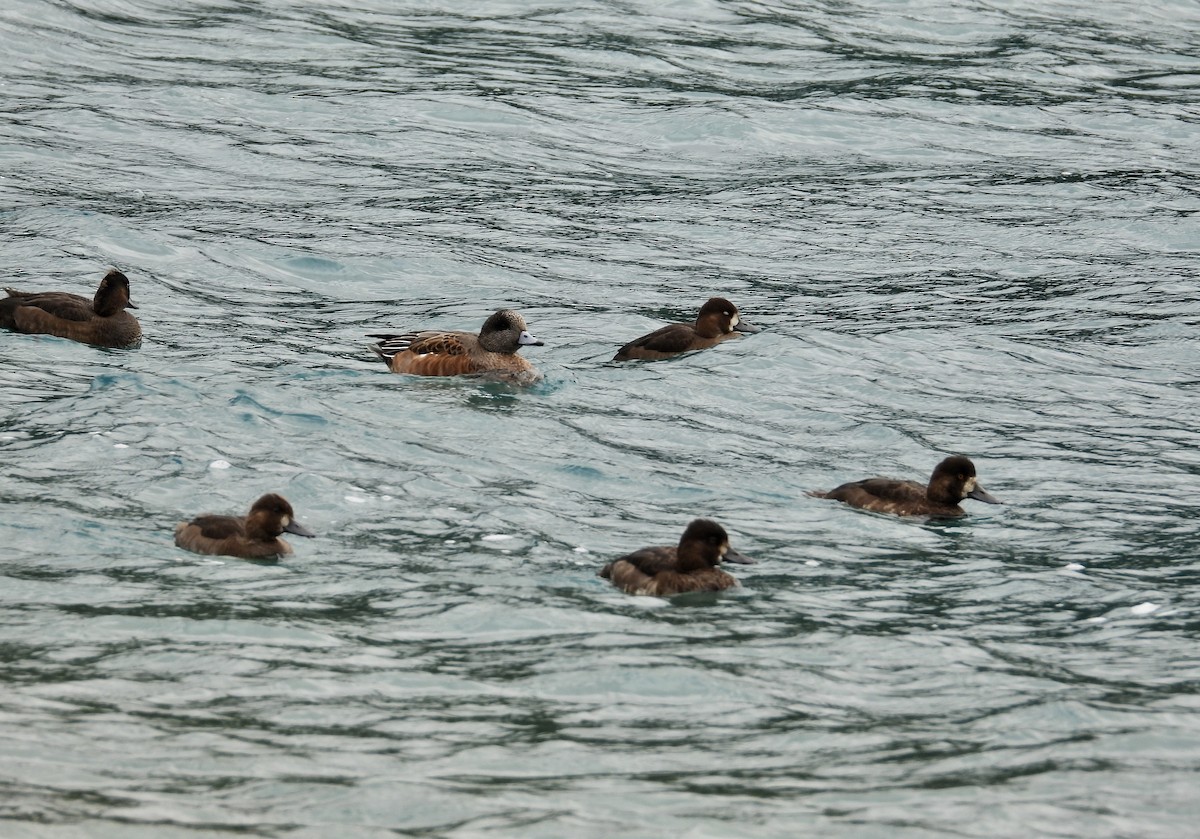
[0, 269, 141, 347]
[174, 493, 316, 559]
[807, 455, 1002, 517]
[612, 297, 759, 361]
[368, 309, 544, 383]
[599, 518, 755, 596]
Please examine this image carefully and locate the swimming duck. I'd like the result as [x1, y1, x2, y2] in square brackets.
[368, 309, 544, 383]
[0, 269, 141, 347]
[808, 455, 1002, 517]
[599, 518, 755, 596]
[174, 493, 316, 559]
[612, 297, 759, 361]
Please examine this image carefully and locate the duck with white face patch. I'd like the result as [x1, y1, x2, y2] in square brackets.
[613, 297, 760, 361]
[174, 494, 316, 559]
[599, 518, 756, 596]
[808, 455, 1002, 518]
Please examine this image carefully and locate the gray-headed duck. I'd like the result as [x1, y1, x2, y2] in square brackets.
[599, 518, 755, 596]
[368, 308, 543, 383]
[0, 269, 141, 348]
[808, 455, 1002, 518]
[613, 297, 758, 361]
[174, 493, 316, 559]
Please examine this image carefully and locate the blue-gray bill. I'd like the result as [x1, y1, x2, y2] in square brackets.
[967, 486, 1002, 505]
[723, 547, 755, 564]
[285, 521, 317, 537]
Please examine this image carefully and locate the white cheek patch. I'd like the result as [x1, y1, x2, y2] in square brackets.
[964, 478, 976, 494]
[730, 314, 739, 327]
[282, 516, 291, 528]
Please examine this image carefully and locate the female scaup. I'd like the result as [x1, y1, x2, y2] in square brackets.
[368, 309, 544, 383]
[599, 518, 755, 596]
[0, 269, 141, 347]
[612, 297, 759, 361]
[174, 493, 316, 559]
[808, 455, 1002, 518]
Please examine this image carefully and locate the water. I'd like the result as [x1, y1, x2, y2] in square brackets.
[2, 1, 1199, 836]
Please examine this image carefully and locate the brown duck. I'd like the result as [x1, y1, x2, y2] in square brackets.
[174, 494, 316, 559]
[613, 297, 759, 361]
[368, 309, 544, 383]
[808, 455, 1002, 517]
[599, 518, 755, 596]
[0, 269, 141, 347]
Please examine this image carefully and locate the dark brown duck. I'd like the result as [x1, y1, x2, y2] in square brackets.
[808, 455, 1002, 517]
[0, 269, 141, 348]
[613, 297, 759, 361]
[599, 518, 755, 596]
[174, 494, 316, 559]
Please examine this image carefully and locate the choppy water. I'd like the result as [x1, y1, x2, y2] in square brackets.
[2, 1, 1200, 836]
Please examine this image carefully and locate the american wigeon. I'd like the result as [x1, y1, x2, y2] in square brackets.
[0, 269, 141, 347]
[599, 518, 755, 596]
[368, 309, 544, 383]
[613, 297, 759, 361]
[174, 493, 316, 559]
[808, 455, 1002, 517]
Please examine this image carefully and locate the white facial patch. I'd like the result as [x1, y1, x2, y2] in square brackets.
[730, 313, 739, 327]
[964, 478, 976, 494]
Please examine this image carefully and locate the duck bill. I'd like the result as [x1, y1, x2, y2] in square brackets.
[284, 520, 317, 538]
[518, 331, 544, 346]
[125, 301, 138, 309]
[722, 547, 756, 564]
[967, 486, 1002, 505]
[733, 320, 760, 334]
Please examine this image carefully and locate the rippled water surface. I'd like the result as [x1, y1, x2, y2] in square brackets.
[2, 1, 1200, 836]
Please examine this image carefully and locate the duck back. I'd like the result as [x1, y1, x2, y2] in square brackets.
[173, 515, 293, 559]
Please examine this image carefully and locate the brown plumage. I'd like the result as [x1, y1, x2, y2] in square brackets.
[612, 297, 759, 361]
[174, 493, 316, 559]
[368, 309, 544, 383]
[0, 269, 141, 347]
[599, 518, 755, 596]
[807, 455, 1002, 518]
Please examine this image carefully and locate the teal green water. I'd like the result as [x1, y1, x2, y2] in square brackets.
[2, 1, 1199, 837]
